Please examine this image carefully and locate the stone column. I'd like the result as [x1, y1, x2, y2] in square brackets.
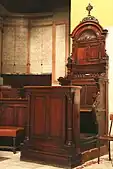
[0, 17, 3, 74]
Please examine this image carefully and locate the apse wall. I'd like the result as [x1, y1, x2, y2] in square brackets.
[0, 7, 69, 84]
[0, 17, 2, 73]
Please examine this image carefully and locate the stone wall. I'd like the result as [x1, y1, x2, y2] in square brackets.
[0, 17, 3, 74]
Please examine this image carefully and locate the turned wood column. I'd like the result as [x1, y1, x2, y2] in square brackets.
[65, 87, 81, 154]
[65, 90, 74, 146]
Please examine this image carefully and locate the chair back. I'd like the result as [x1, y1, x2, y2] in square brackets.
[109, 114, 113, 135]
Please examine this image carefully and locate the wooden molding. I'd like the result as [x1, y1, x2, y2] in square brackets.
[52, 21, 69, 84]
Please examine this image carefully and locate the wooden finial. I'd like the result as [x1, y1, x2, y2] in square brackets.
[86, 3, 93, 16]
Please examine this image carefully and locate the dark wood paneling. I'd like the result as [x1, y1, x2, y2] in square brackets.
[1, 74, 52, 88]
[1, 106, 14, 126]
[20, 86, 81, 168]
[49, 96, 64, 137]
[33, 96, 46, 136]
[0, 99, 28, 135]
[0, 86, 19, 98]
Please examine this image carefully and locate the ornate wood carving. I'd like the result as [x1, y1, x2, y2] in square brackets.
[58, 4, 109, 137]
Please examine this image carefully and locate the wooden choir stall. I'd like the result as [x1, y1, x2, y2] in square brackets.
[58, 3, 109, 163]
[0, 85, 28, 153]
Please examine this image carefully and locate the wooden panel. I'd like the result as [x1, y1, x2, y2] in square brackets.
[0, 87, 19, 98]
[78, 85, 98, 107]
[33, 96, 46, 136]
[15, 106, 27, 127]
[0, 99, 28, 129]
[86, 86, 98, 105]
[80, 86, 86, 106]
[88, 46, 99, 60]
[0, 106, 14, 126]
[49, 96, 64, 137]
[76, 47, 87, 64]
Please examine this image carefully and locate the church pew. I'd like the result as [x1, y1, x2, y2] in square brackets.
[0, 98, 28, 153]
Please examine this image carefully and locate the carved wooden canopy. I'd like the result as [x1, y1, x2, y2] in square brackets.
[70, 4, 108, 67]
[58, 4, 108, 85]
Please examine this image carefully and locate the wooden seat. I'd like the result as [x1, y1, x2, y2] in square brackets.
[0, 98, 27, 154]
[98, 114, 113, 163]
[0, 126, 24, 154]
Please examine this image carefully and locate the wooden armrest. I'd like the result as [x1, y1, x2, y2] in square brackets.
[80, 108, 92, 112]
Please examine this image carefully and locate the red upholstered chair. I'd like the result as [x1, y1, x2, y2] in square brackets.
[98, 114, 113, 163]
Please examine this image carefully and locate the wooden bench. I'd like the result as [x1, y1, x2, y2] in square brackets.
[0, 126, 24, 154]
[0, 98, 28, 153]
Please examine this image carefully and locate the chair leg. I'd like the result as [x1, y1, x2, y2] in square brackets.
[12, 137, 16, 154]
[97, 139, 100, 164]
[108, 141, 111, 161]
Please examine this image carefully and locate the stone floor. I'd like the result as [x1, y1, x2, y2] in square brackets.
[0, 150, 113, 169]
